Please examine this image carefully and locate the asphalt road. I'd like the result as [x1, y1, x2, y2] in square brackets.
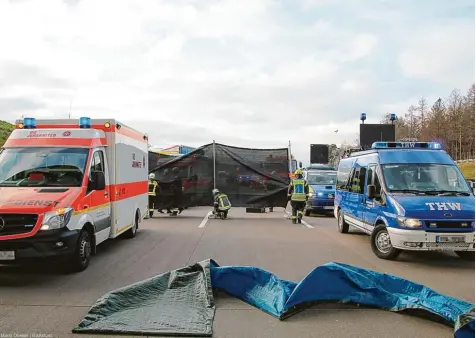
[0, 206, 474, 338]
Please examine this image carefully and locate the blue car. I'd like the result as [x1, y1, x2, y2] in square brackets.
[335, 141, 475, 260]
[304, 170, 337, 216]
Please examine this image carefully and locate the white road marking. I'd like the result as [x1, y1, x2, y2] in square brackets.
[284, 211, 314, 228]
[198, 211, 213, 228]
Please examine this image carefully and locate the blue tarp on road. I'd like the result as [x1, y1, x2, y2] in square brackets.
[210, 261, 474, 337]
[74, 259, 474, 337]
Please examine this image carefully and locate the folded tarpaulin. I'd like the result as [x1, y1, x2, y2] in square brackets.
[73, 259, 474, 337]
[73, 260, 215, 336]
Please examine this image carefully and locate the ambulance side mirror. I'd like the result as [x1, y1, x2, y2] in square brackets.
[299, 162, 303, 168]
[90, 171, 106, 191]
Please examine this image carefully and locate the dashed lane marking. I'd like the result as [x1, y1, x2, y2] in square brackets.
[284, 211, 314, 228]
[198, 211, 213, 228]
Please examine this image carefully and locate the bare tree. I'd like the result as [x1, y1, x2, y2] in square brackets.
[415, 97, 429, 140]
[376, 83, 475, 161]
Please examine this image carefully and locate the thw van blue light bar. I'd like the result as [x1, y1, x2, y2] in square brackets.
[23, 117, 36, 129]
[79, 117, 92, 129]
[372, 142, 442, 149]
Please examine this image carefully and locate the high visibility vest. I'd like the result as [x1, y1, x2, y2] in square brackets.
[290, 179, 306, 201]
[148, 180, 158, 196]
[217, 194, 231, 211]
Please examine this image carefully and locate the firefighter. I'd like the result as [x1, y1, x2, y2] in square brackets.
[287, 169, 309, 224]
[212, 188, 231, 219]
[148, 173, 159, 218]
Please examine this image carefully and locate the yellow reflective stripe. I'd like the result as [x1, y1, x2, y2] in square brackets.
[73, 203, 110, 215]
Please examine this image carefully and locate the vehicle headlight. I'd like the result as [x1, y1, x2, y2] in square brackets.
[317, 192, 324, 197]
[40, 208, 73, 231]
[397, 217, 422, 229]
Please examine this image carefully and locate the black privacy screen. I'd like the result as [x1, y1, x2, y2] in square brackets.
[359, 124, 396, 150]
[149, 143, 290, 209]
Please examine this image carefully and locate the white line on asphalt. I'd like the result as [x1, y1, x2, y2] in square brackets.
[198, 211, 212, 228]
[284, 211, 314, 228]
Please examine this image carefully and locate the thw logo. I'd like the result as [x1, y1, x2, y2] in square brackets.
[425, 202, 462, 211]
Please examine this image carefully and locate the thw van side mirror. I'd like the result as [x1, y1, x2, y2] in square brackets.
[299, 162, 303, 168]
[90, 171, 106, 191]
[367, 184, 376, 199]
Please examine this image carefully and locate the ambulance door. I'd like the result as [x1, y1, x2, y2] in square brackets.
[87, 148, 112, 244]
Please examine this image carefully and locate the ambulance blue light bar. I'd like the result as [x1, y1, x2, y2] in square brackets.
[23, 117, 36, 129]
[371, 142, 442, 149]
[79, 117, 91, 129]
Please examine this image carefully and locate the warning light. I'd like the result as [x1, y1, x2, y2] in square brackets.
[371, 142, 442, 149]
[104, 122, 111, 128]
[360, 112, 367, 124]
[17, 123, 24, 129]
[79, 117, 91, 129]
[23, 117, 36, 129]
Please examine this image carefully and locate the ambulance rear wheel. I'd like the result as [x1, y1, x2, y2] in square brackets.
[125, 212, 138, 239]
[371, 225, 401, 260]
[337, 209, 349, 234]
[455, 251, 475, 260]
[70, 230, 92, 272]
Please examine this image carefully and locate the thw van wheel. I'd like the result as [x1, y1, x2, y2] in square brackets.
[371, 225, 401, 260]
[455, 251, 475, 260]
[337, 209, 349, 233]
[70, 230, 92, 272]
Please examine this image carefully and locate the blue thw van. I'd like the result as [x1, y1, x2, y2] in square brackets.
[304, 169, 337, 216]
[335, 142, 475, 260]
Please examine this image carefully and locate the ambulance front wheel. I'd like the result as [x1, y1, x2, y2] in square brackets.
[70, 229, 92, 272]
[371, 225, 401, 260]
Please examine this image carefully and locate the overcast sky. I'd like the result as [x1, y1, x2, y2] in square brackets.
[0, 0, 474, 164]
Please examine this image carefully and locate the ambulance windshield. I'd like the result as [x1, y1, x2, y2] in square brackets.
[382, 163, 472, 195]
[0, 147, 89, 187]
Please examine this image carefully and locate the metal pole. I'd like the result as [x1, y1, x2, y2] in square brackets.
[288, 140, 292, 174]
[213, 140, 216, 189]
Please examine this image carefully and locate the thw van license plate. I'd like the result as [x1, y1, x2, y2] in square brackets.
[0, 251, 15, 260]
[436, 236, 465, 243]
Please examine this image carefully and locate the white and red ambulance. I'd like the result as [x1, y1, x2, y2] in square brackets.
[0, 117, 148, 272]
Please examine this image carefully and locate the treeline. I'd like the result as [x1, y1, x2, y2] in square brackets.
[381, 84, 475, 161]
[0, 120, 14, 147]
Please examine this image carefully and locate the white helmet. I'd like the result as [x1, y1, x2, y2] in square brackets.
[212, 189, 219, 195]
[149, 173, 156, 179]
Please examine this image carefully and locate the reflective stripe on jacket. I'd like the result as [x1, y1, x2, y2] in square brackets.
[148, 180, 158, 196]
[288, 178, 309, 202]
[217, 193, 231, 210]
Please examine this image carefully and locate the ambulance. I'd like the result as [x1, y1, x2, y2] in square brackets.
[0, 117, 149, 272]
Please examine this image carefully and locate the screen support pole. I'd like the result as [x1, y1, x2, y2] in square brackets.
[213, 140, 216, 189]
[288, 140, 292, 176]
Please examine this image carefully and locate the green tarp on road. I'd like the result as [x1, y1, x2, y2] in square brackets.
[73, 260, 215, 336]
